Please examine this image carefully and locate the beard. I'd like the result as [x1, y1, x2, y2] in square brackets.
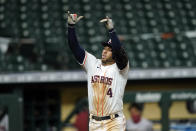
[101, 59, 107, 65]
[101, 57, 114, 65]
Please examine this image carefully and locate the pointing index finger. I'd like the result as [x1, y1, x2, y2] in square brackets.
[67, 11, 71, 16]
[106, 16, 110, 20]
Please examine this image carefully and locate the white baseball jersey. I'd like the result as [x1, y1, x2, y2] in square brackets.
[81, 51, 129, 116]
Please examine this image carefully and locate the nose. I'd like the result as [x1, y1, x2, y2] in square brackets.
[103, 49, 107, 54]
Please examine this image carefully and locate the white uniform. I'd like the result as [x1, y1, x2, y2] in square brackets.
[126, 118, 153, 131]
[81, 51, 129, 131]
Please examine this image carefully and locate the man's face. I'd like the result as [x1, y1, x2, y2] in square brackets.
[130, 107, 141, 116]
[130, 107, 141, 123]
[101, 46, 113, 64]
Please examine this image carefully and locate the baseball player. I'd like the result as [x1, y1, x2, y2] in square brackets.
[67, 11, 129, 131]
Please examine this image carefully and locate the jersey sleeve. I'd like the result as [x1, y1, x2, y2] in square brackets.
[80, 51, 98, 73]
[119, 61, 129, 78]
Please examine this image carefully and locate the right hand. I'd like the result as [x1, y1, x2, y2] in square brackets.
[67, 11, 84, 25]
[100, 16, 114, 30]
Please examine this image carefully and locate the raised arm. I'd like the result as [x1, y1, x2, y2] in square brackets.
[67, 11, 85, 64]
[100, 17, 128, 70]
[109, 29, 128, 70]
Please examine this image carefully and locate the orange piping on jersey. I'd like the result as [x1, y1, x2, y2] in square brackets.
[96, 69, 108, 116]
[97, 95, 99, 116]
[83, 53, 87, 65]
[101, 70, 108, 116]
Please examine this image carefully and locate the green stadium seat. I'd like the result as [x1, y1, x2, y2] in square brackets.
[1, 0, 196, 72]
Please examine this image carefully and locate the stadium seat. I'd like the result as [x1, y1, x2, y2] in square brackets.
[0, 0, 196, 71]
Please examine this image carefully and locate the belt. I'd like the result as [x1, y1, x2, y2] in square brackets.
[91, 114, 119, 121]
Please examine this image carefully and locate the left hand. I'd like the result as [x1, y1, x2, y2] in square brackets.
[100, 16, 114, 30]
[67, 11, 84, 25]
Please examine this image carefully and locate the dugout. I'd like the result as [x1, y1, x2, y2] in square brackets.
[0, 78, 195, 131]
[61, 78, 196, 131]
[124, 90, 196, 131]
[0, 72, 194, 131]
[0, 88, 23, 131]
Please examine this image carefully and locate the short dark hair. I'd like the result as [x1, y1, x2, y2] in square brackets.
[128, 102, 144, 112]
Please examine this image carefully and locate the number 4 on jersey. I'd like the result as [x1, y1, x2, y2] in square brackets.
[107, 88, 112, 97]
